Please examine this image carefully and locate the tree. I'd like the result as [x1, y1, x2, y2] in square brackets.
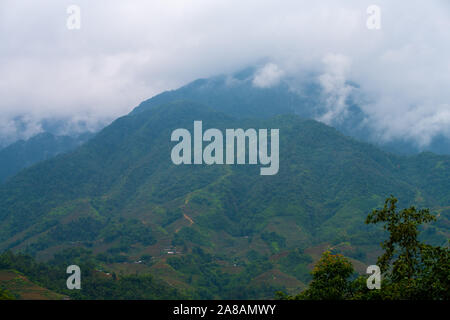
[279, 250, 354, 300]
[366, 196, 449, 299]
[366, 196, 435, 279]
[279, 196, 449, 300]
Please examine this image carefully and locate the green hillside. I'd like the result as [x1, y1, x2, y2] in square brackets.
[0, 100, 448, 299]
[0, 251, 186, 300]
[0, 269, 67, 300]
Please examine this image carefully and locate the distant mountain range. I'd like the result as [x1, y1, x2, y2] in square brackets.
[0, 132, 93, 183]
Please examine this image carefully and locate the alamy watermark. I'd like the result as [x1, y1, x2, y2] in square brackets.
[67, 5, 81, 30]
[366, 265, 381, 289]
[170, 121, 279, 175]
[366, 5, 381, 30]
[66, 265, 81, 289]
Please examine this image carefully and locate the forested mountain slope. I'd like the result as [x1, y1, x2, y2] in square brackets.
[0, 100, 448, 298]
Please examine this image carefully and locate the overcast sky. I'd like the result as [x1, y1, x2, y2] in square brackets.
[1, 0, 449, 147]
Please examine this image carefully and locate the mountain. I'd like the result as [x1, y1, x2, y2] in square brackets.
[0, 97, 448, 298]
[0, 132, 94, 183]
[131, 68, 316, 119]
[132, 70, 450, 155]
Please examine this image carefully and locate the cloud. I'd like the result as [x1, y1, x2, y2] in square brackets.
[0, 0, 449, 148]
[0, 116, 43, 146]
[252, 63, 284, 88]
[317, 54, 353, 125]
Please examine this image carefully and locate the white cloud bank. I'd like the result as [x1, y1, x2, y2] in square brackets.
[0, 0, 449, 147]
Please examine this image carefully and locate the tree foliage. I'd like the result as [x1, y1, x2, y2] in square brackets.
[280, 251, 354, 300]
[280, 196, 449, 300]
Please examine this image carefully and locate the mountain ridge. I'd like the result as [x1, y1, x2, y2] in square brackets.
[131, 70, 450, 155]
[0, 131, 94, 183]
